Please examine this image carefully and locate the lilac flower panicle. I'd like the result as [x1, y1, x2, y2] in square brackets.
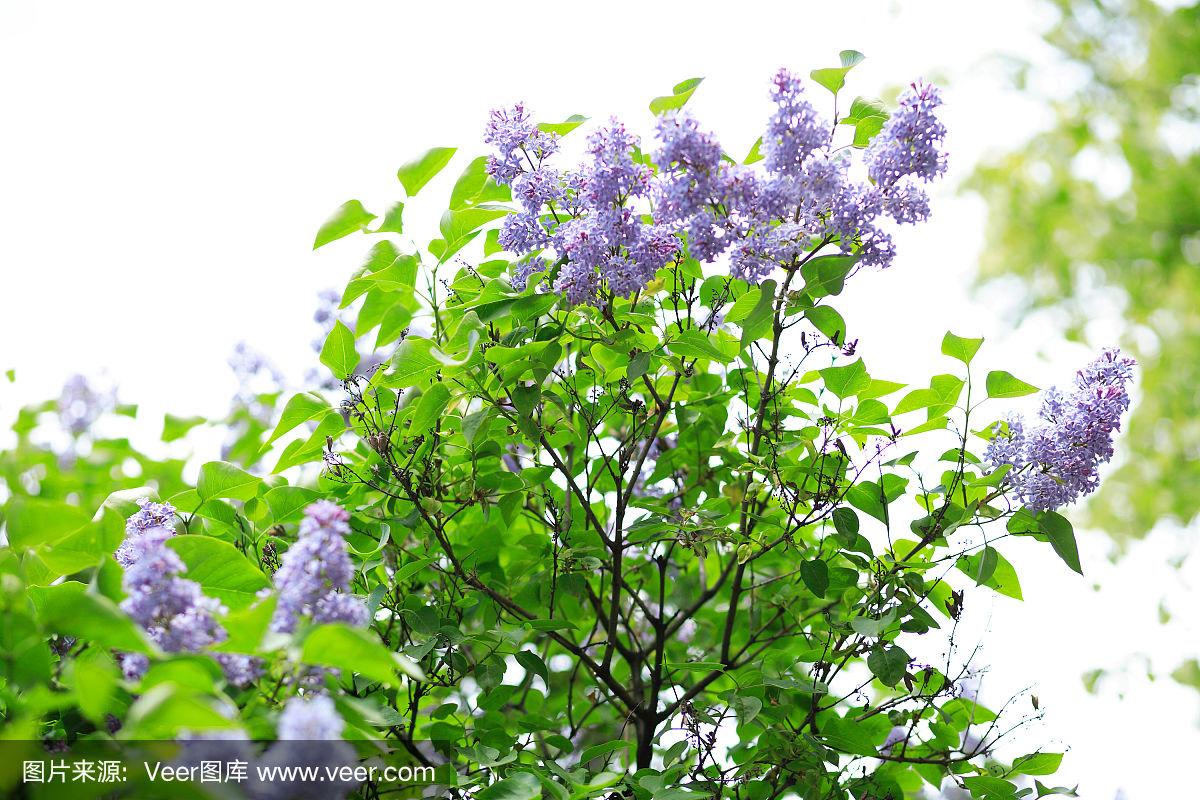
[215, 653, 265, 688]
[498, 210, 550, 254]
[116, 498, 177, 567]
[277, 695, 344, 740]
[313, 591, 370, 628]
[116, 507, 228, 680]
[986, 348, 1136, 511]
[271, 501, 367, 634]
[583, 120, 651, 205]
[126, 498, 177, 535]
[484, 103, 559, 185]
[865, 80, 948, 188]
[763, 69, 830, 177]
[257, 696, 358, 799]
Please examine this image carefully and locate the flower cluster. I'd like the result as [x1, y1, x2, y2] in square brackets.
[117, 505, 226, 680]
[986, 348, 1136, 511]
[115, 498, 177, 567]
[277, 694, 344, 740]
[485, 70, 949, 301]
[492, 111, 679, 305]
[270, 501, 368, 634]
[116, 499, 263, 686]
[484, 103, 559, 185]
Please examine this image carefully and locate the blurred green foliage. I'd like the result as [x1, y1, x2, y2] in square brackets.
[970, 0, 1200, 541]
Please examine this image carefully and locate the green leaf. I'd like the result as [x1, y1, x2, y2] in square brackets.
[393, 557, 436, 585]
[409, 383, 451, 437]
[578, 740, 630, 765]
[214, 596, 275, 655]
[197, 461, 262, 502]
[1039, 512, 1083, 575]
[267, 393, 330, 445]
[29, 582, 156, 654]
[264, 486, 320, 524]
[449, 156, 512, 211]
[385, 336, 441, 388]
[301, 623, 424, 687]
[320, 320, 358, 379]
[376, 201, 405, 234]
[971, 545, 1000, 586]
[649, 77, 704, 115]
[941, 331, 984, 365]
[840, 96, 887, 125]
[438, 206, 510, 261]
[847, 481, 888, 524]
[800, 559, 829, 598]
[668, 329, 738, 363]
[832, 507, 860, 538]
[515, 650, 549, 684]
[1012, 752, 1064, 777]
[123, 683, 240, 739]
[4, 497, 91, 550]
[820, 359, 870, 399]
[743, 137, 764, 165]
[166, 536, 271, 609]
[840, 49, 866, 68]
[851, 115, 886, 148]
[956, 548, 1023, 600]
[867, 644, 909, 687]
[986, 370, 1039, 399]
[801, 255, 856, 298]
[725, 281, 776, 345]
[477, 772, 541, 800]
[396, 146, 456, 197]
[820, 715, 881, 757]
[313, 200, 376, 249]
[525, 619, 576, 632]
[805, 305, 847, 343]
[538, 114, 588, 136]
[962, 776, 1019, 799]
[810, 51, 866, 96]
[162, 414, 206, 442]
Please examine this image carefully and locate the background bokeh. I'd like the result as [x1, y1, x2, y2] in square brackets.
[1, 1, 1196, 797]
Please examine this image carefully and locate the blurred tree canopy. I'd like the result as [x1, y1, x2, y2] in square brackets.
[970, 0, 1200, 541]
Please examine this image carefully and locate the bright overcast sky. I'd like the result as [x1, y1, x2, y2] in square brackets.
[2, 2, 1197, 797]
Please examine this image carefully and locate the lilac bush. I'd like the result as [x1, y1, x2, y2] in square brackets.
[6, 54, 1132, 800]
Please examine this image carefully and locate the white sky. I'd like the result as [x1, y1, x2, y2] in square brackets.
[1, 1, 1197, 797]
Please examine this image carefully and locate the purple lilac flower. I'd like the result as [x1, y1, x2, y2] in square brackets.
[277, 695, 344, 740]
[583, 120, 651, 205]
[118, 652, 150, 682]
[487, 70, 947, 298]
[865, 80, 947, 188]
[654, 111, 724, 222]
[498, 210, 550, 253]
[986, 348, 1136, 512]
[484, 103, 558, 185]
[254, 696, 358, 799]
[116, 500, 263, 686]
[57, 374, 114, 437]
[119, 532, 226, 676]
[215, 653, 265, 688]
[485, 111, 678, 304]
[763, 69, 830, 177]
[270, 501, 368, 634]
[116, 498, 177, 567]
